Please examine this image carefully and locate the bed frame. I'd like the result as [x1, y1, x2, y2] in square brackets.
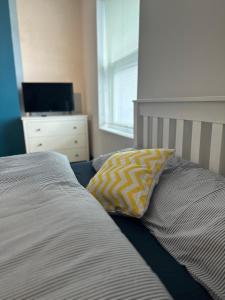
[134, 97, 225, 175]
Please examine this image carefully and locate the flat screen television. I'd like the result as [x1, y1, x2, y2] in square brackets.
[22, 82, 74, 113]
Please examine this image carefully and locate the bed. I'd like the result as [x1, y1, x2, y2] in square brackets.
[72, 96, 225, 300]
[1, 96, 225, 299]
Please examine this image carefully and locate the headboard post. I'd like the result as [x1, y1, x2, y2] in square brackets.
[134, 101, 143, 148]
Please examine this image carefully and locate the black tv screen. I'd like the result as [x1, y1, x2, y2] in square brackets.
[22, 82, 74, 113]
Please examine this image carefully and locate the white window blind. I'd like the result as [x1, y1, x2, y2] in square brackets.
[97, 0, 140, 138]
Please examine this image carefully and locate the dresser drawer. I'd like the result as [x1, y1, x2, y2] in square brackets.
[26, 120, 86, 137]
[28, 135, 87, 152]
[56, 148, 89, 162]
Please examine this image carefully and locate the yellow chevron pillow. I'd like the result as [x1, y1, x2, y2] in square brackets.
[87, 149, 174, 218]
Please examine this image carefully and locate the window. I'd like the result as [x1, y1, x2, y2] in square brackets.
[97, 0, 140, 138]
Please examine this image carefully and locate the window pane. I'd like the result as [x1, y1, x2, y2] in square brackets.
[112, 64, 137, 127]
[105, 0, 140, 64]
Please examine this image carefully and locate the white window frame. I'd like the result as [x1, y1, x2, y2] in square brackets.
[96, 0, 139, 139]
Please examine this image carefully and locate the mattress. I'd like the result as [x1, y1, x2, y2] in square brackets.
[71, 160, 212, 300]
[0, 152, 171, 300]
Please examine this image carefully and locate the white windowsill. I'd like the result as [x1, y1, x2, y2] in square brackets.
[99, 125, 134, 139]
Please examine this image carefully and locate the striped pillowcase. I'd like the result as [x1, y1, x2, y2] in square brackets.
[92, 148, 135, 172]
[142, 158, 225, 299]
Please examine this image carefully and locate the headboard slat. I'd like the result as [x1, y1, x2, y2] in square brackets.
[191, 121, 202, 164]
[143, 116, 149, 148]
[209, 123, 223, 173]
[152, 117, 158, 148]
[162, 118, 170, 148]
[175, 120, 184, 157]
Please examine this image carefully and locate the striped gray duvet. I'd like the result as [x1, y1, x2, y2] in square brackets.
[143, 158, 225, 300]
[0, 152, 171, 300]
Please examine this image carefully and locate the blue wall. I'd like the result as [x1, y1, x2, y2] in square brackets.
[0, 0, 25, 156]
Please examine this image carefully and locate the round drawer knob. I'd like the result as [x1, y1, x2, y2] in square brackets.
[73, 126, 77, 130]
[75, 154, 79, 157]
[74, 140, 78, 144]
[38, 143, 43, 147]
[36, 128, 41, 132]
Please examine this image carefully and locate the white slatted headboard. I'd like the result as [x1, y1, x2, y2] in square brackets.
[134, 97, 225, 175]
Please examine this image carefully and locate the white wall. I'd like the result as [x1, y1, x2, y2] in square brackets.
[138, 0, 225, 99]
[83, 0, 225, 157]
[81, 0, 133, 158]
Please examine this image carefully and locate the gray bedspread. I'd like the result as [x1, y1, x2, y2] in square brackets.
[0, 152, 171, 300]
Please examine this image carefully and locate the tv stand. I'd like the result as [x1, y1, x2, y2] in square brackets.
[22, 115, 89, 162]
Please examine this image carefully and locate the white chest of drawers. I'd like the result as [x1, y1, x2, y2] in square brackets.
[22, 115, 89, 162]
